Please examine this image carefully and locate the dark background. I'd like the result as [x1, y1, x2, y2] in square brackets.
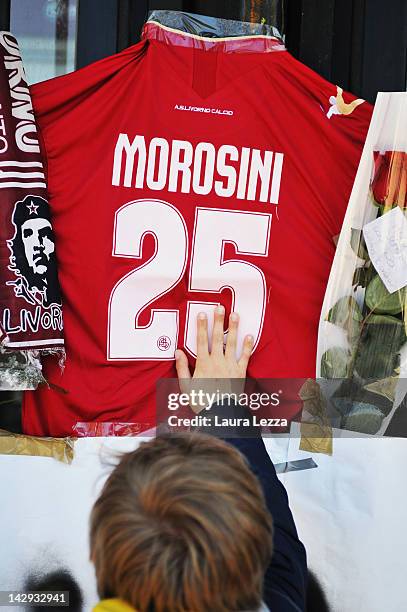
[1, 0, 407, 102]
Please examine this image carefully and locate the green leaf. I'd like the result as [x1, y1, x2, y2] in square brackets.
[361, 378, 397, 417]
[365, 275, 407, 315]
[327, 296, 362, 345]
[332, 377, 393, 419]
[353, 265, 374, 289]
[368, 314, 407, 332]
[332, 378, 363, 399]
[356, 354, 400, 380]
[350, 228, 369, 260]
[327, 296, 363, 326]
[354, 315, 405, 379]
[364, 376, 398, 403]
[331, 397, 353, 416]
[321, 347, 351, 378]
[343, 403, 384, 434]
[332, 378, 363, 416]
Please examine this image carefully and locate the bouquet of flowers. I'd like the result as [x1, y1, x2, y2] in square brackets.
[318, 93, 407, 435]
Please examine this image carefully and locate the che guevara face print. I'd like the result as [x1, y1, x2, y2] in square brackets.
[7, 195, 61, 307]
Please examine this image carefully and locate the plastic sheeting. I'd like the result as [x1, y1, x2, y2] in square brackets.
[0, 346, 44, 390]
[144, 10, 286, 54]
[317, 93, 407, 436]
[147, 9, 283, 41]
[73, 422, 148, 437]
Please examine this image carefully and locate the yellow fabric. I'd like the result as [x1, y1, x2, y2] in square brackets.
[93, 599, 135, 612]
[0, 429, 75, 463]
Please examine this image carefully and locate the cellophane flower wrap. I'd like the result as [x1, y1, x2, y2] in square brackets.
[317, 93, 407, 435]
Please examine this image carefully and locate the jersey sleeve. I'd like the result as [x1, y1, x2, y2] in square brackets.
[267, 51, 373, 239]
[30, 40, 147, 143]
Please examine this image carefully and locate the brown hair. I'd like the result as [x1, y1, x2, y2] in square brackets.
[90, 433, 273, 611]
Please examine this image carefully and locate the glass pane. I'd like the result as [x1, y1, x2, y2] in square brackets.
[243, 0, 286, 35]
[10, 0, 78, 84]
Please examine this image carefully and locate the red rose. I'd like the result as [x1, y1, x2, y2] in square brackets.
[371, 151, 407, 209]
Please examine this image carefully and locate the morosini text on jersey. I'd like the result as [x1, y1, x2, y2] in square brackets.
[112, 134, 284, 204]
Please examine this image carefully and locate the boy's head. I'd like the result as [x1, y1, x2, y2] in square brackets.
[90, 434, 273, 612]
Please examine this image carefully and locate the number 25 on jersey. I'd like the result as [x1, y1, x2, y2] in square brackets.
[108, 199, 272, 361]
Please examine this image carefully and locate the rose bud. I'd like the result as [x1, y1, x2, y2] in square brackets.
[372, 151, 407, 210]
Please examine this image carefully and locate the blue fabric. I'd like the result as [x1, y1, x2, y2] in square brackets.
[206, 403, 307, 611]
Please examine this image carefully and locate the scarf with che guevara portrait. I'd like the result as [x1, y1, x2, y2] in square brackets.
[0, 30, 64, 388]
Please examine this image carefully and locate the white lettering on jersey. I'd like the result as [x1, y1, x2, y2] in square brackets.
[185, 207, 271, 358]
[269, 152, 284, 204]
[108, 199, 187, 360]
[112, 134, 146, 188]
[0, 32, 40, 155]
[168, 140, 193, 193]
[112, 134, 284, 206]
[236, 147, 251, 200]
[215, 145, 238, 197]
[146, 137, 169, 190]
[107, 199, 272, 361]
[247, 149, 273, 201]
[192, 142, 216, 196]
[174, 104, 234, 116]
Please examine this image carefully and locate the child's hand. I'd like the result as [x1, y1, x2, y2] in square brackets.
[175, 306, 254, 412]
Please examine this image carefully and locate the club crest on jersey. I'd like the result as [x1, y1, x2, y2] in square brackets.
[6, 195, 62, 308]
[157, 335, 171, 351]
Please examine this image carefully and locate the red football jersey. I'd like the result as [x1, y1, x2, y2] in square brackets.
[23, 17, 372, 437]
